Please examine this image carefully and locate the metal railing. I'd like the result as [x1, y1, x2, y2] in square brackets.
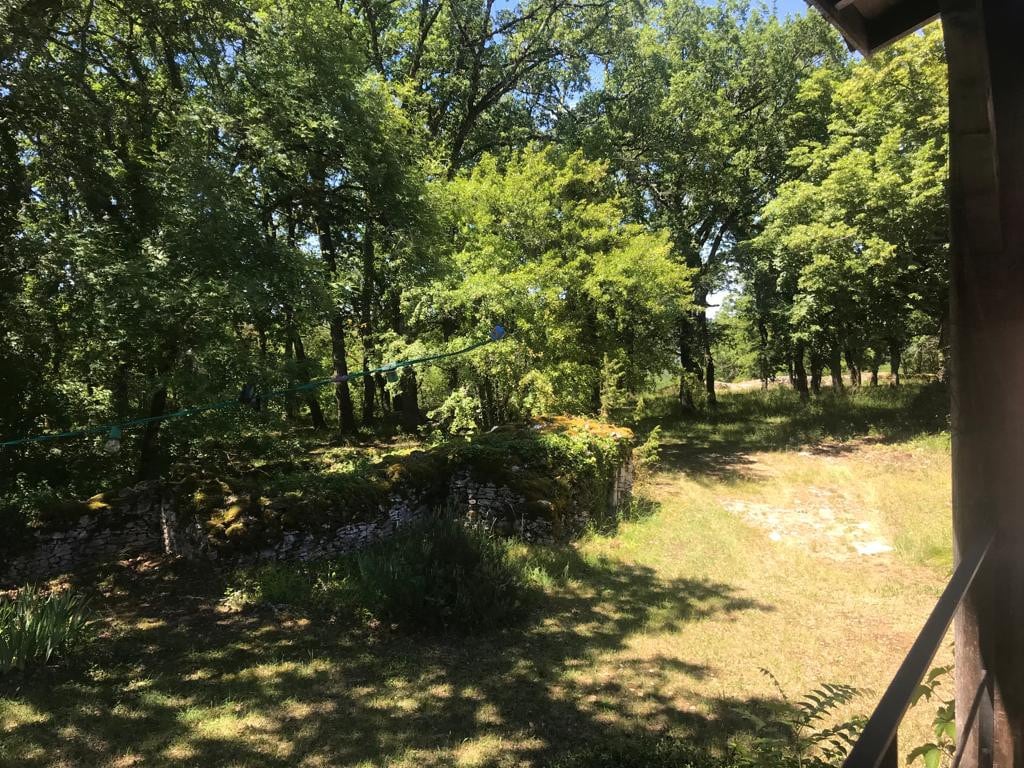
[842, 534, 994, 768]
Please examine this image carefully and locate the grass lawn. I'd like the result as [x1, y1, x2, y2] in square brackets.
[1, 385, 954, 767]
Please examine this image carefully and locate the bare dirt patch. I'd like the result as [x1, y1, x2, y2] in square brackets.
[722, 497, 893, 560]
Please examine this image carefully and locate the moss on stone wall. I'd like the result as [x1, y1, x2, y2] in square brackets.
[168, 417, 632, 553]
[8, 418, 634, 565]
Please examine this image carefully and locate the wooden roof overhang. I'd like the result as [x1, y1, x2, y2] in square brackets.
[805, 0, 939, 54]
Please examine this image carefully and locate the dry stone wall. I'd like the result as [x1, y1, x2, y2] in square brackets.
[2, 484, 166, 584]
[254, 497, 427, 564]
[2, 430, 635, 586]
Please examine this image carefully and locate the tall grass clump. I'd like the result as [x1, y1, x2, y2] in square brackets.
[349, 513, 535, 632]
[0, 586, 95, 673]
[225, 511, 545, 633]
[223, 562, 317, 611]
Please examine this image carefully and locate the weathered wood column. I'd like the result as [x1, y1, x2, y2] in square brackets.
[942, 0, 1024, 765]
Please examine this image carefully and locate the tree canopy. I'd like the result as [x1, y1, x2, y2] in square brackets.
[0, 0, 949, 500]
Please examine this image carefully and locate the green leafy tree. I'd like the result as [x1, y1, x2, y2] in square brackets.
[578, 0, 842, 408]
[748, 27, 948, 394]
[424, 145, 692, 422]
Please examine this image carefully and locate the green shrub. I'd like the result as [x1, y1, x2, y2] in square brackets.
[635, 426, 663, 473]
[348, 513, 534, 632]
[599, 354, 627, 420]
[224, 511, 543, 633]
[518, 370, 556, 418]
[906, 664, 954, 768]
[223, 563, 317, 610]
[0, 586, 95, 673]
[426, 387, 481, 435]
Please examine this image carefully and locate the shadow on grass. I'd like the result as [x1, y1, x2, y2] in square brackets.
[2, 548, 776, 767]
[644, 382, 949, 484]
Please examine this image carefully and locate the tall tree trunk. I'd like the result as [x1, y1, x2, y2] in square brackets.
[399, 368, 421, 433]
[704, 340, 716, 404]
[793, 341, 810, 402]
[283, 326, 297, 421]
[294, 330, 327, 430]
[386, 287, 420, 427]
[361, 354, 375, 425]
[678, 371, 694, 412]
[360, 218, 376, 426]
[758, 317, 770, 390]
[844, 348, 861, 387]
[693, 228, 726, 406]
[829, 347, 845, 392]
[284, 304, 326, 428]
[697, 303, 716, 407]
[870, 348, 883, 386]
[810, 350, 823, 396]
[137, 384, 168, 481]
[314, 177, 356, 433]
[375, 373, 391, 413]
[397, 368, 419, 426]
[677, 322, 702, 412]
[330, 314, 357, 433]
[889, 341, 902, 387]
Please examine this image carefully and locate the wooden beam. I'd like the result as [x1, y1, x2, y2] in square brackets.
[805, 0, 871, 53]
[807, 0, 939, 55]
[942, 0, 1024, 764]
[865, 0, 940, 52]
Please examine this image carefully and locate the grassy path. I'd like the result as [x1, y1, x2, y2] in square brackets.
[1, 389, 954, 767]
[587, 433, 951, 751]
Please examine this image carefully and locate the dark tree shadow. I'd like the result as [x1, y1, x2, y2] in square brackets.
[642, 382, 949, 484]
[1, 549, 778, 767]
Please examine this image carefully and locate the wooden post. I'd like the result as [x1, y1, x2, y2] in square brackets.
[942, 0, 1024, 765]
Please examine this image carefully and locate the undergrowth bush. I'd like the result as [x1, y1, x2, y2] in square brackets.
[635, 426, 663, 474]
[226, 511, 550, 633]
[348, 514, 534, 632]
[223, 563, 317, 610]
[0, 586, 95, 673]
[426, 387, 481, 437]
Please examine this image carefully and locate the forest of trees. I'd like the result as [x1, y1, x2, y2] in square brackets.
[0, 0, 949, 485]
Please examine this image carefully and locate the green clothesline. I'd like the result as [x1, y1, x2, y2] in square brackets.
[0, 326, 506, 451]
